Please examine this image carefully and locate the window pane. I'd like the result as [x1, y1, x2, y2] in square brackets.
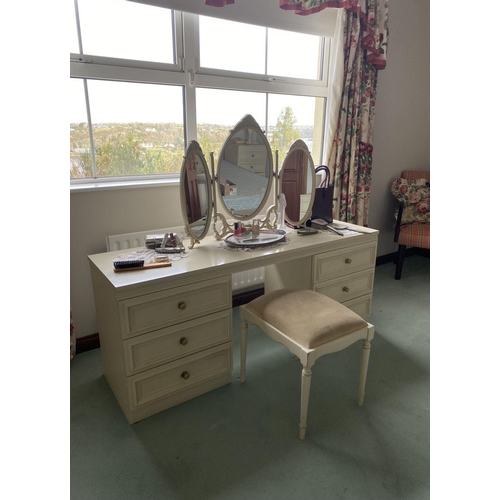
[268, 29, 322, 80]
[268, 94, 325, 165]
[70, 79, 92, 179]
[196, 89, 266, 159]
[72, 80, 184, 179]
[199, 17, 265, 74]
[77, 0, 174, 64]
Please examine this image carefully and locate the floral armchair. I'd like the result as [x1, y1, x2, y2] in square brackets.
[391, 170, 430, 280]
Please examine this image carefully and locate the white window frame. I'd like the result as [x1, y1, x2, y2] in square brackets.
[70, 7, 331, 192]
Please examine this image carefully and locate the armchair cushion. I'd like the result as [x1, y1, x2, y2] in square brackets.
[391, 177, 430, 224]
[398, 223, 430, 249]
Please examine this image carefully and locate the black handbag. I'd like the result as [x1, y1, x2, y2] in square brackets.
[311, 166, 334, 223]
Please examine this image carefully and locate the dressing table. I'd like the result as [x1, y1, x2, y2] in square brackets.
[88, 115, 379, 424]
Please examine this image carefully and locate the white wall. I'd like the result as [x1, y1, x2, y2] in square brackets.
[70, 0, 430, 338]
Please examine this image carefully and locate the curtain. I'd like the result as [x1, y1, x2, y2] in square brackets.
[281, 0, 388, 226]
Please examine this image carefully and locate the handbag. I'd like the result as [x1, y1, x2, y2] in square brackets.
[311, 166, 334, 223]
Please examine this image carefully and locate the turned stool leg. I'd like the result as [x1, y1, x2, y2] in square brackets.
[240, 318, 248, 383]
[299, 367, 312, 440]
[358, 339, 372, 406]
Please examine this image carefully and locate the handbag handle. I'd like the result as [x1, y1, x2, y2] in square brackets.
[315, 166, 331, 187]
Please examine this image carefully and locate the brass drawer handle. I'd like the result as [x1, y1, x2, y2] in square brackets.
[345, 258, 352, 264]
[178, 301, 187, 310]
[343, 286, 350, 293]
[179, 337, 188, 346]
[181, 371, 190, 380]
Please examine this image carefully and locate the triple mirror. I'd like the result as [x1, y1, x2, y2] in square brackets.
[179, 115, 316, 248]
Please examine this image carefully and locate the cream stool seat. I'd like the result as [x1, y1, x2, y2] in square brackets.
[239, 288, 375, 440]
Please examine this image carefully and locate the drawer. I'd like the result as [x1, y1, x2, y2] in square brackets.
[342, 294, 372, 319]
[239, 162, 266, 173]
[128, 343, 232, 409]
[119, 276, 231, 339]
[238, 148, 267, 163]
[314, 268, 374, 303]
[123, 310, 232, 375]
[313, 241, 377, 282]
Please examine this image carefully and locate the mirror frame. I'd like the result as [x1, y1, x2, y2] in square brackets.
[179, 140, 213, 249]
[278, 139, 316, 228]
[216, 114, 274, 222]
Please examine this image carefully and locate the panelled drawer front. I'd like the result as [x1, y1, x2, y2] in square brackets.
[119, 276, 231, 339]
[123, 310, 232, 376]
[313, 241, 377, 282]
[238, 147, 267, 163]
[314, 269, 374, 303]
[342, 294, 372, 319]
[128, 343, 232, 409]
[239, 162, 266, 173]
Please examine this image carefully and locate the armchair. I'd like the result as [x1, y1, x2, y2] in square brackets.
[391, 170, 430, 280]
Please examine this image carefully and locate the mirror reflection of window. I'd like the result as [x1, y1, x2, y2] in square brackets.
[196, 88, 266, 159]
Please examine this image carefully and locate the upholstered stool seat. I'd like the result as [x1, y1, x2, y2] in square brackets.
[240, 289, 375, 440]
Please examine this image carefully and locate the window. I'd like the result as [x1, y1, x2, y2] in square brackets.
[70, 0, 330, 184]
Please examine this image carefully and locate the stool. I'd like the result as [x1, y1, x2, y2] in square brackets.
[240, 289, 375, 440]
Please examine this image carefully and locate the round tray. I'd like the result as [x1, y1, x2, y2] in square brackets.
[225, 229, 287, 249]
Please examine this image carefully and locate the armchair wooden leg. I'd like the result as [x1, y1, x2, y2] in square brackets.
[240, 318, 248, 383]
[395, 244, 406, 280]
[299, 367, 312, 440]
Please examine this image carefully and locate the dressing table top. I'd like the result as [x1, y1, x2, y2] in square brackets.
[89, 224, 378, 299]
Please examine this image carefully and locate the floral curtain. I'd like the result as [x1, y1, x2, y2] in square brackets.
[205, 0, 389, 225]
[281, 0, 388, 226]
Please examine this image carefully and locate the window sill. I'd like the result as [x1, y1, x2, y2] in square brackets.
[70, 177, 180, 193]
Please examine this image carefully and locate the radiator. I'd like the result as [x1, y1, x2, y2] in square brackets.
[106, 227, 265, 293]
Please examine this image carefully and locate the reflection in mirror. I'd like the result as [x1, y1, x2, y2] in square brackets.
[279, 139, 315, 227]
[217, 114, 273, 220]
[179, 141, 212, 248]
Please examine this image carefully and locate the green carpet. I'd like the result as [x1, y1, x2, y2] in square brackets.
[71, 255, 430, 500]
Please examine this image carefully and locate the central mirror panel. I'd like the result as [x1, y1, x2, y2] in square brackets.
[279, 139, 316, 227]
[217, 114, 273, 220]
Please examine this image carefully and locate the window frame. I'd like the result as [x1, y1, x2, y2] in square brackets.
[70, 7, 331, 190]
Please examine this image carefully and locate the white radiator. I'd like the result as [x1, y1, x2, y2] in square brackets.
[106, 227, 265, 293]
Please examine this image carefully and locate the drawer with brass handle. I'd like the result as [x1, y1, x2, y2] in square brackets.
[314, 268, 374, 307]
[128, 343, 232, 409]
[123, 310, 232, 375]
[119, 275, 231, 339]
[313, 241, 377, 282]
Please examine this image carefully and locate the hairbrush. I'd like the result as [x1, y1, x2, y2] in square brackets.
[113, 259, 172, 272]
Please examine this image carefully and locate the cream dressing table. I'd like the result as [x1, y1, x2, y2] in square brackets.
[88, 227, 377, 424]
[87, 114, 378, 424]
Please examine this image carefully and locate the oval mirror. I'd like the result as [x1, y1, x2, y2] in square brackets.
[179, 140, 212, 247]
[217, 114, 273, 221]
[279, 139, 316, 227]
